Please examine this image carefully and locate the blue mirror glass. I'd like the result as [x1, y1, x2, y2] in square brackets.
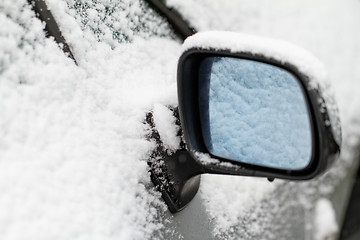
[198, 57, 312, 170]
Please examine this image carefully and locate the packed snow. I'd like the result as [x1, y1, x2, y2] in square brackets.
[183, 31, 328, 87]
[152, 104, 180, 153]
[1, 0, 360, 240]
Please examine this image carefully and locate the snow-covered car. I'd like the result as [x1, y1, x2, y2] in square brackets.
[1, 0, 359, 239]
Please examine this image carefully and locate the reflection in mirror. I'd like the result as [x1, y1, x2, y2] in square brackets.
[198, 57, 312, 170]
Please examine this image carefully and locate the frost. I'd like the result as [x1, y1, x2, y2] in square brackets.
[53, 0, 175, 46]
[199, 57, 312, 170]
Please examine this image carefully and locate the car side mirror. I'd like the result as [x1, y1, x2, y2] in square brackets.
[151, 31, 341, 213]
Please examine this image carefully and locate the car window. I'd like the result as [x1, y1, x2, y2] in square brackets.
[48, 0, 176, 48]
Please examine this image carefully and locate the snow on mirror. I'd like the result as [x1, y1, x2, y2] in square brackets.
[198, 57, 313, 170]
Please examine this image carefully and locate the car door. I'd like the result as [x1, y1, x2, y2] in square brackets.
[165, 1, 360, 239]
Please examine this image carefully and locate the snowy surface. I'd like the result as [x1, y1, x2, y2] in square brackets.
[313, 198, 339, 240]
[1, 0, 360, 239]
[170, 0, 360, 239]
[183, 30, 342, 150]
[152, 104, 180, 153]
[1, 0, 180, 239]
[183, 31, 328, 88]
[199, 57, 312, 170]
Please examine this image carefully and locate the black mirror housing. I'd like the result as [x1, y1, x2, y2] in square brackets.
[177, 31, 341, 180]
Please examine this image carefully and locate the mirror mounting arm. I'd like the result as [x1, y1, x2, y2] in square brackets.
[150, 150, 203, 213]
